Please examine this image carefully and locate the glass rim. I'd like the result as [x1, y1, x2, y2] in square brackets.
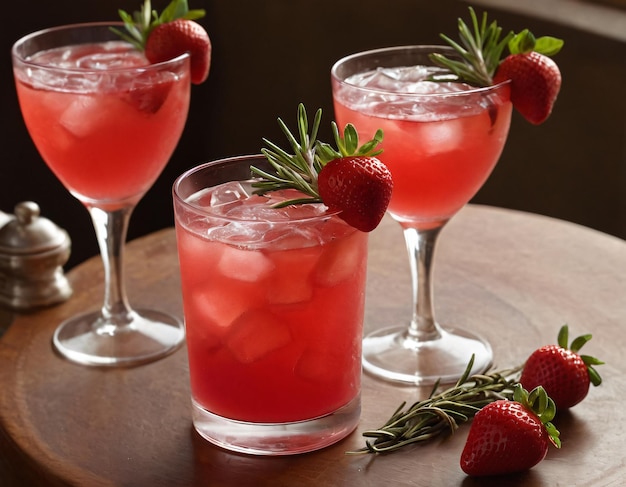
[331, 44, 510, 98]
[173, 154, 341, 225]
[11, 21, 190, 74]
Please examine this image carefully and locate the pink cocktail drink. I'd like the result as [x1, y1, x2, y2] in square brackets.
[331, 46, 512, 385]
[333, 66, 511, 226]
[14, 41, 190, 207]
[173, 155, 367, 455]
[11, 23, 190, 366]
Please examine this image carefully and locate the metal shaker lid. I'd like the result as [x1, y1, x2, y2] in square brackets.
[0, 201, 69, 255]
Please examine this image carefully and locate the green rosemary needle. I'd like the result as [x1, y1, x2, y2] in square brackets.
[349, 356, 522, 454]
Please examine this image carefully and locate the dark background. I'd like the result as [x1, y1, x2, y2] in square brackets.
[2, 0, 625, 268]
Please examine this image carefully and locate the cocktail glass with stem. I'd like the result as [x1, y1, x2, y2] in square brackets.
[332, 45, 512, 385]
[12, 23, 190, 366]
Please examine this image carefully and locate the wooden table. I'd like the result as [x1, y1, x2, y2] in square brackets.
[1, 205, 625, 486]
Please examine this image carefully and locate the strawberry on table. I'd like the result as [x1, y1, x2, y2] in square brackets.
[115, 0, 211, 84]
[251, 104, 393, 233]
[431, 7, 563, 125]
[520, 324, 604, 409]
[460, 384, 561, 477]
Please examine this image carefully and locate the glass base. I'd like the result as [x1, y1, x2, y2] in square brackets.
[191, 394, 361, 456]
[52, 309, 185, 367]
[362, 325, 492, 385]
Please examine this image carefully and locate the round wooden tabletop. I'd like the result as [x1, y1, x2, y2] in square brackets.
[1, 205, 625, 486]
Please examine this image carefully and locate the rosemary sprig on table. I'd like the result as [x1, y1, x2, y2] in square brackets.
[349, 357, 522, 454]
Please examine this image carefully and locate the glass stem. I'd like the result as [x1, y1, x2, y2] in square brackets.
[403, 224, 446, 342]
[87, 204, 135, 334]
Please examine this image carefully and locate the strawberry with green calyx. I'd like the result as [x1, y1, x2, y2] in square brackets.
[520, 324, 604, 409]
[431, 7, 563, 125]
[493, 30, 563, 125]
[114, 0, 211, 84]
[460, 384, 561, 477]
[251, 104, 393, 233]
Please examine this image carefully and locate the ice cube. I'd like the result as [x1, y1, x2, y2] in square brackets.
[266, 246, 321, 305]
[185, 309, 221, 351]
[262, 226, 321, 250]
[419, 118, 465, 156]
[315, 232, 365, 287]
[226, 310, 291, 363]
[204, 221, 272, 248]
[59, 94, 110, 138]
[268, 276, 313, 305]
[210, 181, 252, 207]
[218, 245, 274, 282]
[190, 285, 253, 333]
[295, 349, 340, 382]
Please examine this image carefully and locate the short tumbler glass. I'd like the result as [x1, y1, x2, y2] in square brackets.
[172, 155, 368, 455]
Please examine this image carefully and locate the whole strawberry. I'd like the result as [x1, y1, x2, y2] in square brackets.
[493, 31, 563, 125]
[145, 18, 211, 84]
[318, 156, 393, 232]
[116, 0, 211, 84]
[520, 325, 604, 409]
[460, 384, 561, 477]
[252, 104, 393, 233]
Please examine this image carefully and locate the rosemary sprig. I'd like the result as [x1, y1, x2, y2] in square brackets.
[348, 356, 522, 454]
[250, 104, 383, 208]
[429, 7, 513, 87]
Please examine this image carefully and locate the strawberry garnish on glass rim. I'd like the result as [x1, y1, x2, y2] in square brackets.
[430, 7, 564, 125]
[113, 0, 211, 85]
[251, 104, 393, 233]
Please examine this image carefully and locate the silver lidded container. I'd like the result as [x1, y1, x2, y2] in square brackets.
[0, 201, 72, 310]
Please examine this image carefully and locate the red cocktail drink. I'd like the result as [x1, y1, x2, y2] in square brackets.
[12, 23, 190, 366]
[333, 77, 511, 225]
[332, 46, 512, 385]
[173, 155, 367, 454]
[15, 41, 189, 207]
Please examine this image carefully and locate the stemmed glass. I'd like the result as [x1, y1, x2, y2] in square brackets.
[12, 23, 190, 366]
[331, 45, 512, 385]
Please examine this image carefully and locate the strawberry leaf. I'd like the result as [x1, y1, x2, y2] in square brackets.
[508, 29, 536, 54]
[585, 363, 603, 387]
[544, 421, 562, 448]
[534, 36, 564, 56]
[356, 128, 383, 156]
[341, 124, 359, 155]
[555, 324, 604, 387]
[570, 333, 592, 353]
[516, 384, 561, 448]
[580, 354, 605, 366]
[183, 9, 206, 21]
[508, 29, 564, 57]
[161, 0, 192, 23]
[557, 324, 569, 349]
